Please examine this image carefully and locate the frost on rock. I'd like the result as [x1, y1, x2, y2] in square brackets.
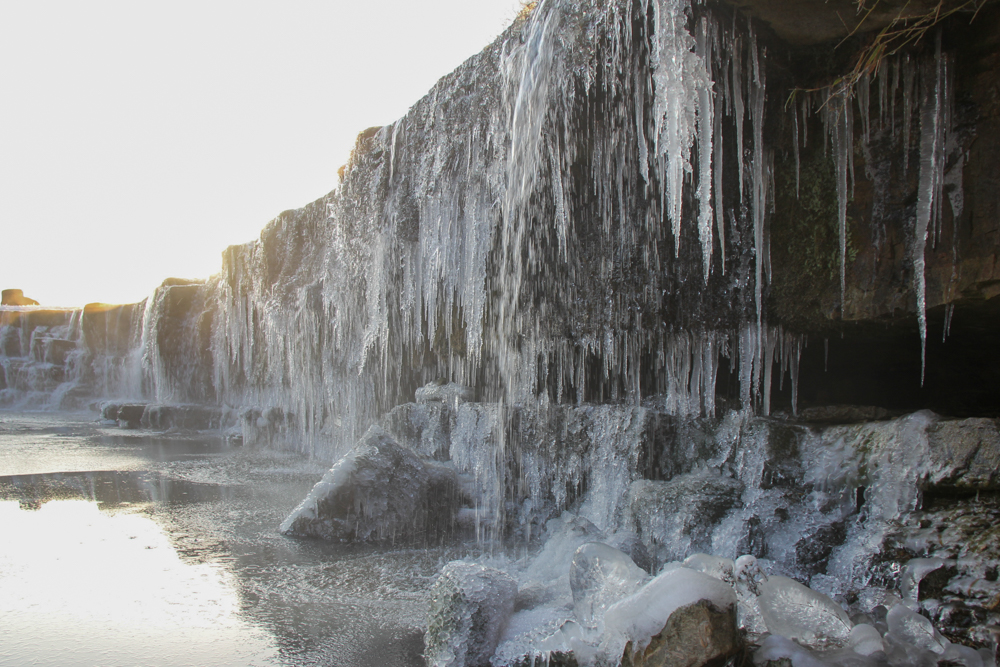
[758, 575, 853, 649]
[425, 561, 518, 667]
[569, 542, 649, 629]
[279, 426, 462, 543]
[605, 566, 738, 664]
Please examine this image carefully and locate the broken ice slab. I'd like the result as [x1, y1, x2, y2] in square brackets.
[758, 575, 853, 648]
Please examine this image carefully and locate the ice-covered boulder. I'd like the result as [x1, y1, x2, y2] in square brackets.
[628, 471, 742, 565]
[757, 575, 853, 648]
[569, 542, 649, 628]
[605, 566, 739, 667]
[885, 603, 949, 654]
[279, 426, 462, 543]
[424, 561, 518, 667]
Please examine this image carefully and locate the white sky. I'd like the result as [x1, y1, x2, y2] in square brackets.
[0, 0, 523, 307]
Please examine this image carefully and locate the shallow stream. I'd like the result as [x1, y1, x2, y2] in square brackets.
[0, 411, 456, 667]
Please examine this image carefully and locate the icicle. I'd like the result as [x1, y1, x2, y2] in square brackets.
[914, 34, 948, 384]
[824, 337, 829, 372]
[696, 16, 716, 279]
[903, 55, 915, 173]
[801, 95, 809, 148]
[942, 303, 955, 343]
[714, 87, 726, 269]
[792, 103, 800, 199]
[824, 94, 852, 314]
[857, 72, 871, 145]
[750, 34, 766, 376]
[732, 33, 745, 204]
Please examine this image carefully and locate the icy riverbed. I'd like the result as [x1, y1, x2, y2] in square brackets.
[0, 411, 465, 667]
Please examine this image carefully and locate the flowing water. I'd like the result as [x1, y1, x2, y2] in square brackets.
[0, 411, 459, 667]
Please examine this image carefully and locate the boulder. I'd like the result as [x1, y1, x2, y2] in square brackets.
[1, 289, 39, 306]
[606, 567, 740, 667]
[141, 404, 223, 431]
[424, 561, 518, 667]
[116, 403, 147, 429]
[279, 426, 463, 543]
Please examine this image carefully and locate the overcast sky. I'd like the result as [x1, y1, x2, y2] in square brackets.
[0, 0, 522, 307]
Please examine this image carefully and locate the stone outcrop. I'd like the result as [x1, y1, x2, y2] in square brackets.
[1, 289, 39, 306]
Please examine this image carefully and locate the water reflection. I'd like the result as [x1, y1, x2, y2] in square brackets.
[0, 469, 231, 510]
[0, 499, 277, 667]
[0, 412, 436, 667]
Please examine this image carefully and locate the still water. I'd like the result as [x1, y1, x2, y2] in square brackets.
[0, 412, 449, 667]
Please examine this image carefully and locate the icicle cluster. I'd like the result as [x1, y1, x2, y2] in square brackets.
[794, 42, 960, 379]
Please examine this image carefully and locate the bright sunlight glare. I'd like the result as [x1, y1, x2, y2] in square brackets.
[0, 0, 524, 307]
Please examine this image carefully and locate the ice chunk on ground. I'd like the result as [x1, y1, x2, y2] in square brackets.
[604, 566, 737, 655]
[848, 623, 884, 657]
[758, 575, 853, 648]
[424, 561, 517, 667]
[886, 603, 949, 654]
[569, 542, 649, 628]
[279, 425, 461, 542]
